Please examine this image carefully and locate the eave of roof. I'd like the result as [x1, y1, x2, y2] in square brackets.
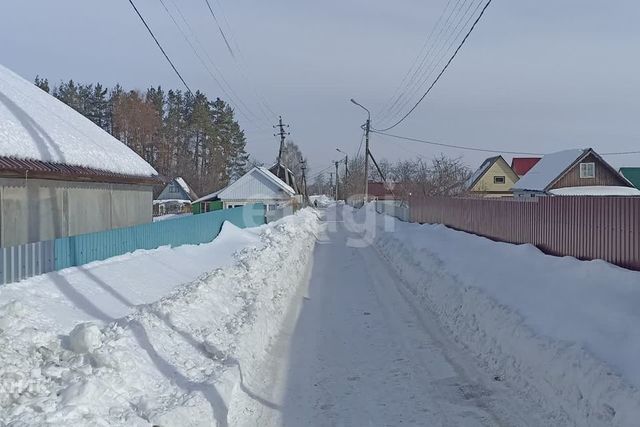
[466, 156, 502, 190]
[0, 156, 162, 185]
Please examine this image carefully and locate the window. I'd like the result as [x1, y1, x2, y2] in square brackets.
[580, 162, 595, 178]
[493, 176, 506, 184]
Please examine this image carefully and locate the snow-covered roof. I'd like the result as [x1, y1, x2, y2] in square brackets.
[174, 177, 198, 200]
[512, 149, 586, 192]
[0, 63, 157, 177]
[549, 186, 640, 196]
[466, 156, 500, 189]
[257, 166, 295, 195]
[193, 189, 223, 204]
[194, 167, 295, 203]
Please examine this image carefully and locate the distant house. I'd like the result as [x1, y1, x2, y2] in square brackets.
[619, 168, 640, 190]
[512, 148, 636, 197]
[269, 163, 300, 194]
[511, 157, 541, 177]
[466, 156, 519, 197]
[368, 181, 397, 200]
[0, 63, 159, 247]
[192, 166, 296, 214]
[154, 177, 198, 215]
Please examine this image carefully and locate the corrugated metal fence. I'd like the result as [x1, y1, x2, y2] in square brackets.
[409, 196, 640, 271]
[0, 204, 266, 285]
[374, 200, 410, 222]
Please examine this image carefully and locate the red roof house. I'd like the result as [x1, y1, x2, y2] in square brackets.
[511, 157, 541, 177]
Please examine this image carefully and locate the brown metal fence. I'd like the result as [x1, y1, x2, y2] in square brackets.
[409, 196, 640, 271]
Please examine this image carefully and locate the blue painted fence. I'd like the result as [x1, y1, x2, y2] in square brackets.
[53, 204, 266, 270]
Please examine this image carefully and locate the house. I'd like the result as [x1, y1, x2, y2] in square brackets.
[619, 168, 640, 189]
[466, 156, 520, 197]
[512, 148, 636, 197]
[269, 162, 300, 193]
[0, 63, 159, 247]
[192, 166, 296, 214]
[154, 177, 198, 215]
[511, 157, 541, 177]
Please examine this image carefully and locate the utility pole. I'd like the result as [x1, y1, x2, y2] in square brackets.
[334, 161, 340, 201]
[350, 99, 371, 203]
[300, 159, 309, 204]
[273, 116, 290, 165]
[364, 118, 370, 202]
[329, 172, 333, 197]
[336, 149, 349, 201]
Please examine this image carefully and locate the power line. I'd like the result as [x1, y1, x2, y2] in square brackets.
[381, 0, 482, 125]
[127, 0, 193, 94]
[374, 0, 456, 120]
[377, 0, 469, 123]
[159, 0, 271, 130]
[202, 0, 278, 120]
[203, 0, 236, 58]
[372, 130, 544, 156]
[373, 129, 640, 157]
[374, 0, 493, 132]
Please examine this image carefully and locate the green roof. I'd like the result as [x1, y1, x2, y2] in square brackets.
[620, 167, 640, 189]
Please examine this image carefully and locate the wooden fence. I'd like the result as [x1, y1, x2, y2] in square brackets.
[409, 196, 640, 271]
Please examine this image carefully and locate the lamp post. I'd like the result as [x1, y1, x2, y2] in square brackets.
[350, 98, 370, 203]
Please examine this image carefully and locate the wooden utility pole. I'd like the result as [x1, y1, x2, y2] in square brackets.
[274, 116, 290, 165]
[300, 159, 309, 204]
[364, 117, 370, 203]
[335, 161, 340, 201]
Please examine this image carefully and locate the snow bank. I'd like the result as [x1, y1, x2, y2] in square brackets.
[0, 210, 319, 426]
[0, 63, 157, 177]
[368, 205, 640, 426]
[549, 186, 640, 196]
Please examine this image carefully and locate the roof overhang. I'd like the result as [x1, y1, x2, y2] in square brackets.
[0, 156, 162, 186]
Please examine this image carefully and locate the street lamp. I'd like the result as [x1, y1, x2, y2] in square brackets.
[350, 98, 371, 203]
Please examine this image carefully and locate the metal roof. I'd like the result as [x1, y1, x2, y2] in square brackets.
[511, 157, 541, 176]
[620, 168, 640, 189]
[0, 156, 162, 185]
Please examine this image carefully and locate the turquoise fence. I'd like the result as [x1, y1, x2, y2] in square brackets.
[54, 204, 265, 270]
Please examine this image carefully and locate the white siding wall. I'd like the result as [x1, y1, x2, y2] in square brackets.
[219, 169, 291, 201]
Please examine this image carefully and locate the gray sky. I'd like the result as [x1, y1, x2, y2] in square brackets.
[2, 0, 640, 175]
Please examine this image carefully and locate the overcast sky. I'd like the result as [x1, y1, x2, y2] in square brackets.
[2, 0, 640, 175]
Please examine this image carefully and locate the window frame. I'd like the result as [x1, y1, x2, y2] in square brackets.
[493, 175, 506, 184]
[580, 162, 596, 179]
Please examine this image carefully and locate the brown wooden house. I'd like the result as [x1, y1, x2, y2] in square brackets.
[512, 148, 634, 197]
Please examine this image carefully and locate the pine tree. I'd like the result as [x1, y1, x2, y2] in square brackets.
[34, 76, 50, 93]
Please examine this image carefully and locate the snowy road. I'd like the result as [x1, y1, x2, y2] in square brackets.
[231, 206, 554, 427]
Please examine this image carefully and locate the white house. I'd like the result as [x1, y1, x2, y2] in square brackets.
[0, 63, 159, 247]
[192, 167, 297, 213]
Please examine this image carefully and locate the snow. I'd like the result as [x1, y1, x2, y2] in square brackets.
[232, 207, 558, 426]
[371, 204, 640, 426]
[549, 186, 640, 196]
[513, 149, 585, 191]
[257, 167, 296, 195]
[0, 63, 157, 177]
[175, 177, 196, 198]
[153, 213, 193, 222]
[152, 199, 191, 205]
[0, 210, 320, 425]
